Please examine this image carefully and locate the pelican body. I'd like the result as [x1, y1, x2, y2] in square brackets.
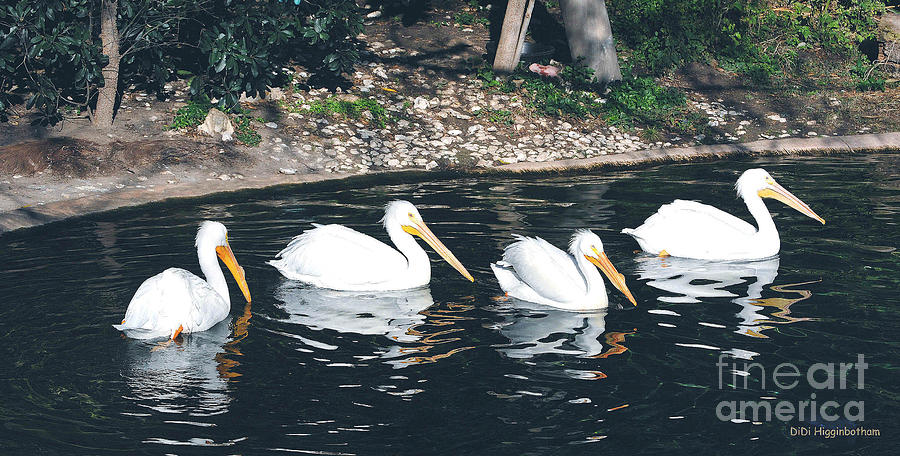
[622, 169, 825, 261]
[114, 221, 251, 340]
[269, 200, 474, 291]
[491, 230, 636, 311]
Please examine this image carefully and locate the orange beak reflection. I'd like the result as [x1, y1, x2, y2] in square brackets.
[216, 243, 252, 303]
[586, 248, 637, 306]
[403, 220, 475, 282]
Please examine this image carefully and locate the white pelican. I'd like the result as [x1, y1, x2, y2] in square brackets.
[113, 221, 251, 340]
[268, 200, 474, 291]
[490, 229, 636, 311]
[622, 168, 825, 261]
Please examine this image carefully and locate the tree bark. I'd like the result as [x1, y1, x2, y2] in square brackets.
[493, 0, 529, 72]
[513, 0, 536, 63]
[559, 0, 621, 85]
[93, 0, 120, 128]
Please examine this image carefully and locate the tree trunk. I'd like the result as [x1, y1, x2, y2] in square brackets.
[559, 0, 621, 85]
[493, 0, 529, 72]
[93, 0, 120, 128]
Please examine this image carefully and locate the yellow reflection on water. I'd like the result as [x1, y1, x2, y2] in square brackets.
[739, 280, 819, 338]
[388, 299, 476, 367]
[216, 301, 252, 379]
[591, 328, 637, 359]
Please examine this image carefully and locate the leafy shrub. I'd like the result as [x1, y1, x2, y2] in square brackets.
[192, 0, 363, 107]
[608, 0, 885, 78]
[0, 0, 107, 123]
[0, 0, 363, 122]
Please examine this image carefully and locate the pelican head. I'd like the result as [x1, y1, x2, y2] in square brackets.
[736, 169, 825, 224]
[383, 200, 474, 282]
[196, 221, 252, 302]
[570, 229, 636, 306]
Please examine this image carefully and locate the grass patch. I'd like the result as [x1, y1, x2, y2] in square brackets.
[168, 98, 262, 146]
[475, 108, 513, 125]
[297, 96, 390, 128]
[169, 99, 213, 130]
[453, 11, 488, 26]
[233, 116, 262, 146]
[475, 62, 705, 135]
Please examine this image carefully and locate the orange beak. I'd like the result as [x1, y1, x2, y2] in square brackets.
[403, 219, 474, 282]
[586, 248, 636, 306]
[759, 181, 825, 224]
[216, 243, 252, 303]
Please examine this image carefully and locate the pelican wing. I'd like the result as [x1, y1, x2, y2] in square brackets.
[499, 235, 586, 302]
[624, 200, 758, 258]
[269, 224, 409, 287]
[114, 268, 225, 339]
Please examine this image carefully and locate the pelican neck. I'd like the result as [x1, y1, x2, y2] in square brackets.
[385, 221, 430, 272]
[198, 245, 230, 305]
[570, 244, 605, 295]
[742, 192, 778, 236]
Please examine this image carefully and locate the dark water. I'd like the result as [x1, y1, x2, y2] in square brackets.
[1, 154, 898, 454]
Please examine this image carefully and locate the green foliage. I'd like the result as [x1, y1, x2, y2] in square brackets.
[850, 57, 885, 91]
[190, 0, 363, 109]
[168, 99, 213, 130]
[475, 62, 701, 134]
[0, 0, 363, 122]
[721, 56, 781, 85]
[475, 108, 513, 125]
[608, 0, 885, 79]
[232, 115, 261, 146]
[0, 0, 106, 123]
[476, 67, 514, 91]
[605, 69, 688, 127]
[302, 96, 390, 128]
[453, 11, 488, 26]
[168, 98, 260, 147]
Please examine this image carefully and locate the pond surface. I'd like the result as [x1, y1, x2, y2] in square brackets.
[1, 154, 897, 454]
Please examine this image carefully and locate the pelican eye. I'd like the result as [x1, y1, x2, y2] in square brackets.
[408, 212, 415, 219]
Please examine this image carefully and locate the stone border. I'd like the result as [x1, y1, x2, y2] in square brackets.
[1, 133, 898, 234]
[489, 132, 900, 173]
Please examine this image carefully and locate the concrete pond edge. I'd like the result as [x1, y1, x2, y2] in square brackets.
[2, 132, 898, 234]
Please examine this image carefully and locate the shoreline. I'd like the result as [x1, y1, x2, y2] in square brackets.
[2, 132, 897, 234]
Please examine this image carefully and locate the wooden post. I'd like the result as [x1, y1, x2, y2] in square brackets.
[513, 0, 536, 63]
[559, 0, 622, 84]
[493, 0, 529, 72]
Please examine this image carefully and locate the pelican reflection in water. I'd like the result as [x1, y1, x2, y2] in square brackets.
[634, 256, 780, 304]
[119, 302, 251, 417]
[633, 256, 815, 337]
[491, 299, 633, 361]
[270, 282, 477, 368]
[272, 281, 435, 343]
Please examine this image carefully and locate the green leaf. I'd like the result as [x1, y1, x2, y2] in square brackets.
[215, 56, 226, 73]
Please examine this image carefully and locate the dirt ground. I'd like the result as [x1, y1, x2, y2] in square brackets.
[1, 2, 899, 215]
